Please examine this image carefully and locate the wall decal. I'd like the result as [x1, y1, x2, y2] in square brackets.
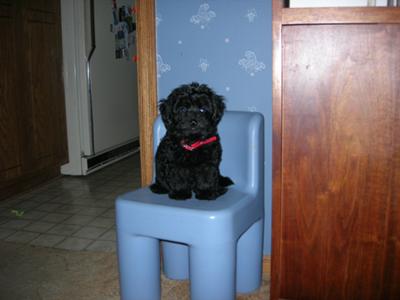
[190, 3, 216, 29]
[238, 51, 266, 76]
[199, 58, 210, 72]
[157, 54, 171, 78]
[245, 8, 257, 23]
[156, 14, 162, 26]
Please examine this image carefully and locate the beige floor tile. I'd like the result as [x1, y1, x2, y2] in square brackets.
[30, 234, 65, 247]
[73, 226, 108, 239]
[55, 237, 93, 251]
[24, 221, 56, 233]
[5, 231, 40, 243]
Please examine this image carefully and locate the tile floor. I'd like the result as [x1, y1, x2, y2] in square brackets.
[0, 154, 141, 252]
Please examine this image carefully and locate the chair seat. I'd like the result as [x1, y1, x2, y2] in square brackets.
[116, 187, 262, 246]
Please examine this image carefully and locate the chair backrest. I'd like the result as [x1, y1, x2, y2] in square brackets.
[153, 111, 264, 194]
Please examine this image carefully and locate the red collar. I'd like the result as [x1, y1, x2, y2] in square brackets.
[181, 136, 218, 151]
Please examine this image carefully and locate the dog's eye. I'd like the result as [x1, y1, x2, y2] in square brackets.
[199, 107, 208, 113]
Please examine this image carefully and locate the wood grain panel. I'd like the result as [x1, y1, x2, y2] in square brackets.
[279, 24, 400, 300]
[0, 2, 12, 17]
[0, 4, 21, 184]
[271, 1, 284, 300]
[0, 0, 12, 4]
[136, 0, 158, 187]
[382, 87, 400, 299]
[282, 7, 400, 25]
[25, 0, 57, 13]
[22, 2, 66, 169]
[0, 0, 66, 200]
[25, 20, 57, 165]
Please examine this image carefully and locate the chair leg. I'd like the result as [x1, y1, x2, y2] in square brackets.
[236, 218, 264, 293]
[117, 232, 160, 300]
[162, 241, 189, 280]
[189, 243, 236, 300]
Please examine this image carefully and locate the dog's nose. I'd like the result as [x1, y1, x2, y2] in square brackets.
[191, 119, 198, 127]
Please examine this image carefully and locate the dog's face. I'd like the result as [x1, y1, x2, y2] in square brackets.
[159, 82, 225, 139]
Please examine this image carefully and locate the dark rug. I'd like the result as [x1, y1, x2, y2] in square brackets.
[0, 241, 269, 299]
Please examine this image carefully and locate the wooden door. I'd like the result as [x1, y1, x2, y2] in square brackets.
[275, 24, 400, 299]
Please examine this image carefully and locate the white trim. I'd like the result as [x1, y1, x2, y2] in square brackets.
[74, 0, 93, 156]
[81, 148, 139, 175]
[60, 0, 92, 175]
[60, 0, 84, 175]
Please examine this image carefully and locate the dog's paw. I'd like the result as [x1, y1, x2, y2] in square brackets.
[150, 183, 168, 194]
[169, 190, 192, 200]
[219, 176, 234, 187]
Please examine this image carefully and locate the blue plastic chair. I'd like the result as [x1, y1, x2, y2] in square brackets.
[116, 111, 264, 300]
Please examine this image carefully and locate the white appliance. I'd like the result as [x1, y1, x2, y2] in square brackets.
[61, 0, 139, 175]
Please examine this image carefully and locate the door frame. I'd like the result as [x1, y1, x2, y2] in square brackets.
[136, 0, 157, 186]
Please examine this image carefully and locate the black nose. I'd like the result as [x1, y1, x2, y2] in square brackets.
[191, 119, 198, 127]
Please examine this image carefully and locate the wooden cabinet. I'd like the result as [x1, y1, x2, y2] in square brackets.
[272, 2, 400, 300]
[0, 2, 22, 184]
[0, 0, 67, 200]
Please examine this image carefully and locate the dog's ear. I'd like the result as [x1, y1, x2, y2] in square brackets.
[211, 93, 226, 125]
[197, 83, 226, 125]
[159, 98, 173, 130]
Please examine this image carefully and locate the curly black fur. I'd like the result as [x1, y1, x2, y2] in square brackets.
[150, 82, 234, 200]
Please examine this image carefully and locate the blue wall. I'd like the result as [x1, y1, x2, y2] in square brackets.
[156, 0, 272, 254]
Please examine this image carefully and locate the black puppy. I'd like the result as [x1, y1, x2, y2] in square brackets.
[150, 82, 234, 200]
